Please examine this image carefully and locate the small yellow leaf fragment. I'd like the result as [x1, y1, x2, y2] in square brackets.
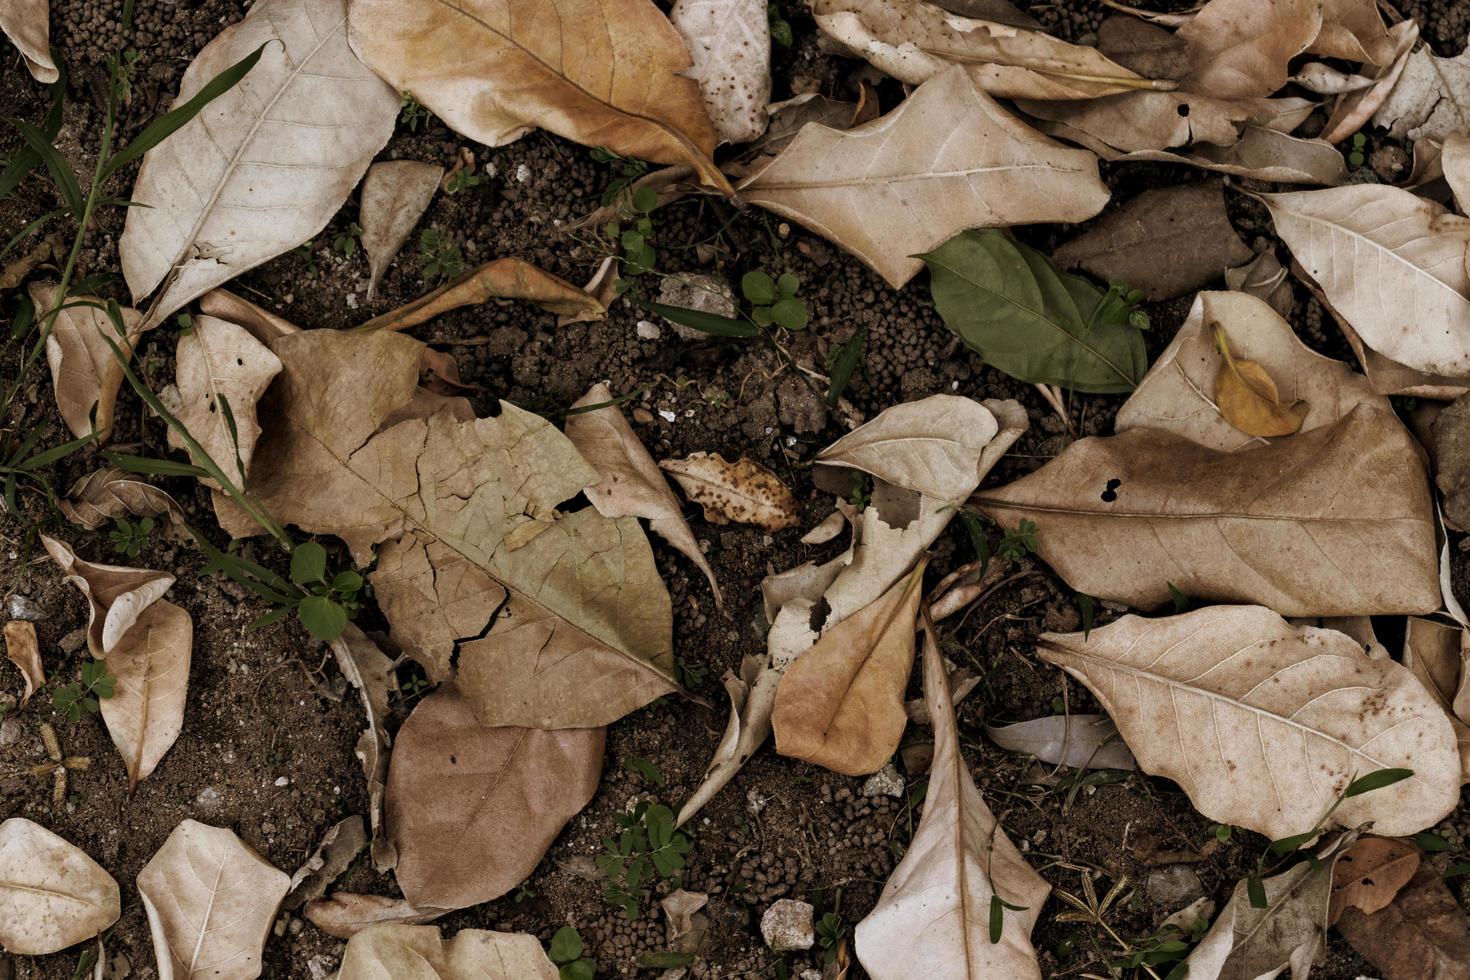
[659, 452, 800, 531]
[1213, 322, 1308, 437]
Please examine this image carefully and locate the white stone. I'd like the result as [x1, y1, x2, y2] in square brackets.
[761, 899, 814, 952]
[636, 319, 662, 340]
[862, 762, 905, 798]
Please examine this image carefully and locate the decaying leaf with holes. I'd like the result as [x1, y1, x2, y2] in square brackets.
[2, 621, 43, 708]
[355, 257, 603, 333]
[41, 535, 174, 658]
[0, 818, 119, 955]
[1328, 837, 1420, 926]
[659, 452, 800, 531]
[60, 467, 186, 533]
[337, 924, 558, 980]
[100, 600, 192, 791]
[671, 0, 770, 145]
[360, 160, 444, 301]
[31, 282, 145, 443]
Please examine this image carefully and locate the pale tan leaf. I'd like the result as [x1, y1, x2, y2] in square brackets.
[347, 0, 729, 193]
[1224, 252, 1294, 318]
[1017, 90, 1251, 154]
[739, 66, 1109, 288]
[1290, 62, 1374, 94]
[386, 686, 604, 911]
[566, 383, 722, 609]
[1174, 0, 1323, 99]
[815, 394, 999, 502]
[1372, 36, 1470, 143]
[1401, 616, 1470, 780]
[1038, 607, 1460, 839]
[328, 626, 396, 871]
[1066, 125, 1348, 185]
[0, 0, 56, 81]
[285, 816, 367, 911]
[32, 282, 144, 442]
[369, 534, 500, 682]
[659, 452, 799, 531]
[100, 599, 191, 791]
[1311, 0, 1395, 65]
[1319, 18, 1418, 144]
[557, 256, 619, 326]
[42, 535, 174, 657]
[973, 405, 1439, 616]
[138, 821, 289, 980]
[167, 315, 281, 489]
[1329, 837, 1420, 926]
[338, 924, 557, 980]
[357, 257, 602, 333]
[60, 467, 186, 533]
[984, 714, 1136, 770]
[2, 621, 42, 708]
[671, 0, 770, 144]
[1097, 15, 1190, 80]
[120, 0, 399, 328]
[198, 289, 301, 344]
[1445, 134, 1470, 216]
[854, 618, 1049, 980]
[360, 160, 443, 301]
[304, 894, 446, 940]
[0, 819, 119, 955]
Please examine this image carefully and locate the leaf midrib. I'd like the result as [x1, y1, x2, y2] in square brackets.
[970, 497, 1425, 526]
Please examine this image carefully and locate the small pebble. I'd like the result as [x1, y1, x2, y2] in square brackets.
[5, 595, 44, 621]
[760, 898, 814, 952]
[636, 319, 661, 340]
[862, 763, 905, 799]
[275, 776, 291, 787]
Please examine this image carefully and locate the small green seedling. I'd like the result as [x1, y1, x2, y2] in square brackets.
[816, 911, 847, 965]
[419, 227, 463, 281]
[399, 92, 432, 131]
[768, 2, 794, 47]
[444, 169, 485, 195]
[109, 515, 154, 558]
[288, 541, 364, 641]
[400, 674, 430, 697]
[592, 146, 651, 206]
[597, 800, 692, 918]
[826, 324, 866, 406]
[996, 519, 1038, 560]
[512, 881, 537, 903]
[293, 242, 319, 277]
[53, 661, 117, 722]
[674, 657, 708, 690]
[548, 926, 596, 980]
[332, 222, 362, 257]
[606, 185, 659, 282]
[741, 269, 808, 330]
[1210, 823, 1233, 844]
[624, 757, 665, 786]
[1349, 132, 1367, 168]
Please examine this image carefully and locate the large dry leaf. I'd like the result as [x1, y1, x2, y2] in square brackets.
[338, 924, 557, 980]
[1059, 125, 1348, 186]
[739, 65, 1109, 288]
[119, 0, 398, 328]
[1037, 606, 1460, 839]
[0, 0, 56, 81]
[814, 394, 998, 502]
[356, 257, 602, 332]
[671, 0, 770, 145]
[1117, 290, 1386, 452]
[1336, 864, 1470, 980]
[1174, 0, 1323, 99]
[1401, 615, 1470, 780]
[2, 621, 42, 708]
[386, 686, 604, 911]
[1017, 90, 1252, 154]
[1311, 0, 1394, 65]
[328, 625, 396, 870]
[100, 599, 191, 791]
[984, 714, 1136, 770]
[360, 160, 443, 301]
[1328, 836, 1420, 925]
[1372, 40, 1470, 143]
[772, 561, 926, 775]
[241, 329, 678, 728]
[42, 535, 174, 657]
[138, 821, 289, 980]
[304, 894, 445, 940]
[347, 0, 728, 193]
[32, 282, 144, 442]
[0, 819, 120, 955]
[369, 534, 499, 682]
[60, 467, 185, 532]
[659, 452, 799, 531]
[1319, 18, 1418, 145]
[566, 383, 722, 609]
[854, 618, 1049, 980]
[972, 405, 1439, 616]
[1258, 185, 1470, 377]
[168, 315, 281, 488]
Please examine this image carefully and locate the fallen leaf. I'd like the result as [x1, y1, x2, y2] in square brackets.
[801, 509, 848, 545]
[1037, 606, 1460, 839]
[2, 621, 42, 708]
[328, 626, 396, 870]
[1373, 36, 1470, 143]
[369, 534, 499, 682]
[923, 228, 1147, 394]
[32, 282, 144, 442]
[356, 257, 602, 333]
[659, 452, 799, 531]
[1016, 90, 1252, 154]
[1336, 864, 1470, 980]
[1447, 134, 1470, 216]
[1097, 15, 1191, 79]
[984, 714, 1137, 770]
[347, 0, 729, 193]
[285, 816, 367, 911]
[1292, 62, 1375, 94]
[1312, 0, 1395, 65]
[558, 256, 620, 326]
[1435, 393, 1470, 532]
[42, 535, 174, 657]
[59, 467, 185, 533]
[360, 160, 444, 301]
[671, 0, 769, 144]
[168, 315, 282, 489]
[1224, 251, 1294, 317]
[120, 0, 398, 329]
[1400, 615, 1470, 780]
[772, 561, 926, 775]
[1329, 837, 1420, 926]
[1053, 182, 1252, 302]
[1320, 18, 1419, 144]
[1060, 125, 1349, 185]
[100, 599, 191, 791]
[386, 686, 604, 911]
[739, 65, 1110, 289]
[198, 288, 300, 344]
[661, 889, 709, 949]
[973, 405, 1439, 615]
[0, 818, 120, 955]
[1212, 320, 1308, 437]
[0, 0, 56, 81]
[338, 924, 557, 980]
[854, 615, 1050, 979]
[304, 894, 446, 940]
[1174, 0, 1323, 99]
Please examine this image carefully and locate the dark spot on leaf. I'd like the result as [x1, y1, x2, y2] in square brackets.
[1100, 478, 1121, 503]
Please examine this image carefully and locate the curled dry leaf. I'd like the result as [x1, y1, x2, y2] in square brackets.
[360, 160, 443, 301]
[1435, 395, 1470, 532]
[328, 626, 396, 870]
[356, 257, 602, 333]
[2, 621, 42, 708]
[0, 0, 56, 81]
[1336, 864, 1470, 980]
[0, 818, 120, 955]
[1174, 0, 1323, 99]
[1037, 606, 1460, 839]
[1016, 90, 1252, 154]
[138, 821, 289, 980]
[1212, 321, 1308, 437]
[304, 893, 446, 940]
[1328, 837, 1420, 926]
[168, 315, 282, 488]
[815, 394, 999, 502]
[854, 617, 1049, 980]
[1312, 0, 1395, 65]
[60, 467, 185, 532]
[671, 0, 770, 145]
[1056, 124, 1348, 186]
[659, 452, 799, 531]
[1372, 36, 1470, 143]
[120, 0, 398, 329]
[973, 405, 1439, 616]
[101, 599, 192, 791]
[739, 65, 1109, 289]
[1224, 251, 1293, 318]
[347, 0, 729, 193]
[1401, 616, 1470, 779]
[32, 282, 144, 442]
[984, 714, 1136, 771]
[1446, 134, 1470, 216]
[199, 288, 300, 344]
[42, 534, 174, 657]
[1319, 18, 1419, 145]
[338, 924, 557, 980]
[386, 686, 604, 911]
[285, 816, 367, 911]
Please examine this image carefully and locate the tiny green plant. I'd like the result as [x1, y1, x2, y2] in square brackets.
[605, 185, 659, 282]
[400, 674, 430, 697]
[548, 926, 596, 980]
[996, 519, 1038, 560]
[419, 227, 464, 281]
[1210, 823, 1234, 844]
[285, 541, 364, 641]
[674, 657, 708, 690]
[512, 881, 537, 903]
[768, 2, 794, 47]
[1348, 132, 1367, 169]
[399, 92, 432, 131]
[109, 515, 154, 558]
[332, 222, 362, 257]
[826, 324, 866, 406]
[1077, 593, 1095, 639]
[624, 756, 665, 786]
[53, 661, 117, 722]
[597, 800, 692, 918]
[293, 241, 319, 277]
[848, 471, 871, 511]
[591, 145, 650, 206]
[958, 511, 991, 576]
[816, 911, 847, 965]
[444, 169, 484, 195]
[741, 269, 808, 330]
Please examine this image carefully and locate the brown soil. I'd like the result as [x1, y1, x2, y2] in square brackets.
[2, 1, 1469, 978]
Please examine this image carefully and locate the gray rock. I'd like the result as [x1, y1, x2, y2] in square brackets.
[59, 629, 86, 655]
[776, 375, 827, 434]
[194, 785, 225, 816]
[1145, 865, 1205, 909]
[862, 763, 905, 799]
[761, 898, 814, 952]
[5, 594, 44, 621]
[656, 274, 737, 340]
[0, 717, 22, 748]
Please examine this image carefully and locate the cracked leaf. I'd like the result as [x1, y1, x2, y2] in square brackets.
[100, 599, 192, 791]
[32, 282, 144, 443]
[369, 533, 501, 682]
[1372, 39, 1470, 143]
[360, 160, 443, 301]
[659, 452, 799, 531]
[0, 818, 119, 955]
[60, 467, 185, 533]
[168, 315, 282, 489]
[338, 924, 558, 980]
[1329, 837, 1420, 926]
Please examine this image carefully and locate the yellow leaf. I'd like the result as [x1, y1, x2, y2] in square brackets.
[1213, 322, 1308, 437]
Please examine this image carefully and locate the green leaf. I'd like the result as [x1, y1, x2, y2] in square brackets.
[771, 297, 808, 330]
[248, 607, 289, 630]
[1167, 582, 1189, 614]
[297, 594, 347, 640]
[1343, 767, 1414, 798]
[1266, 829, 1317, 858]
[642, 300, 759, 338]
[827, 324, 866, 407]
[549, 926, 584, 964]
[777, 272, 800, 298]
[631, 186, 659, 213]
[290, 542, 328, 586]
[331, 569, 364, 595]
[1415, 831, 1452, 853]
[103, 452, 210, 478]
[922, 229, 1147, 394]
[741, 270, 777, 305]
[639, 951, 695, 968]
[559, 961, 595, 980]
[1078, 593, 1094, 640]
[988, 894, 1004, 943]
[0, 70, 64, 200]
[770, 16, 793, 47]
[1247, 875, 1267, 909]
[6, 115, 83, 216]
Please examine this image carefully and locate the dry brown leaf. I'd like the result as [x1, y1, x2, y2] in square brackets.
[1174, 0, 1322, 99]
[304, 894, 446, 940]
[369, 534, 499, 682]
[854, 615, 1049, 979]
[972, 405, 1439, 616]
[1446, 134, 1470, 216]
[1212, 321, 1309, 437]
[1097, 15, 1191, 80]
[356, 257, 602, 333]
[1371, 33, 1470, 143]
[168, 315, 281, 489]
[1328, 837, 1420, 926]
[0, 818, 119, 955]
[386, 686, 604, 911]
[360, 160, 443, 301]
[1037, 606, 1460, 839]
[660, 452, 799, 531]
[32, 282, 144, 442]
[567, 383, 722, 609]
[198, 288, 300, 344]
[338, 924, 558, 980]
[0, 0, 56, 81]
[137, 821, 289, 980]
[285, 816, 367, 911]
[1224, 251, 1294, 317]
[42, 535, 174, 657]
[328, 626, 396, 871]
[1058, 125, 1348, 185]
[347, 0, 729, 193]
[558, 256, 619, 326]
[1017, 90, 1251, 154]
[1336, 864, 1470, 980]
[1436, 396, 1470, 533]
[60, 467, 185, 533]
[739, 65, 1109, 288]
[100, 599, 191, 791]
[984, 714, 1137, 770]
[1311, 0, 1394, 65]
[1401, 616, 1470, 780]
[1319, 18, 1418, 144]
[671, 0, 770, 144]
[120, 0, 398, 329]
[772, 561, 926, 775]
[661, 889, 709, 949]
[2, 621, 42, 709]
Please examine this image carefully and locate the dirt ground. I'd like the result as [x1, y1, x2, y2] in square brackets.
[4, 1, 1470, 978]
